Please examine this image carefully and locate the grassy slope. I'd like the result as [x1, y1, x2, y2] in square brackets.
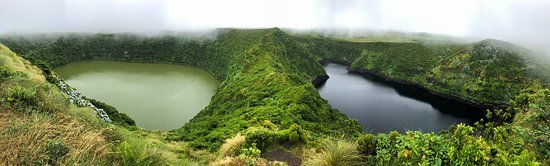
[0, 44, 112, 164]
[170, 29, 361, 150]
[0, 44, 216, 165]
[296, 36, 549, 107]
[294, 35, 550, 164]
[0, 28, 362, 151]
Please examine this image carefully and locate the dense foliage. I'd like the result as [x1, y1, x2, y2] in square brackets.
[0, 33, 223, 78]
[168, 29, 362, 150]
[296, 36, 549, 107]
[1, 28, 362, 151]
[2, 28, 549, 165]
[295, 34, 549, 165]
[88, 98, 135, 127]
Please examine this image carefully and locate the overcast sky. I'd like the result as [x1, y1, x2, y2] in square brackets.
[0, 0, 549, 48]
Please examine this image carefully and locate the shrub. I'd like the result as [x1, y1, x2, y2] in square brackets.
[114, 141, 168, 166]
[35, 84, 69, 112]
[280, 124, 308, 144]
[0, 66, 23, 82]
[214, 143, 265, 166]
[244, 124, 308, 150]
[288, 131, 300, 143]
[389, 131, 399, 141]
[303, 139, 363, 166]
[239, 143, 261, 158]
[244, 126, 279, 150]
[393, 131, 448, 165]
[448, 124, 491, 165]
[45, 140, 70, 164]
[88, 98, 135, 126]
[219, 133, 246, 158]
[357, 134, 376, 155]
[240, 143, 262, 166]
[8, 85, 37, 108]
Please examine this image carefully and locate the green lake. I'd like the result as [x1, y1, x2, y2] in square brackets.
[55, 61, 220, 130]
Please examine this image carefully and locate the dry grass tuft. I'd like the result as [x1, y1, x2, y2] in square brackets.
[0, 111, 111, 165]
[303, 139, 363, 166]
[218, 133, 246, 158]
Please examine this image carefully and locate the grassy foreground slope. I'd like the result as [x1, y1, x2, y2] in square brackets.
[0, 44, 222, 165]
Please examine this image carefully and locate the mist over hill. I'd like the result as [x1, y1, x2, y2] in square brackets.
[1, 0, 550, 56]
[1, 0, 549, 165]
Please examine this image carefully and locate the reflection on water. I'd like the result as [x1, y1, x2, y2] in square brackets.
[317, 63, 483, 133]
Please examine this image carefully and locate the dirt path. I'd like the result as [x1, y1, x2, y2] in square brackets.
[262, 148, 302, 166]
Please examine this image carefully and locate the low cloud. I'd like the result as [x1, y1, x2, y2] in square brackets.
[0, 0, 548, 54]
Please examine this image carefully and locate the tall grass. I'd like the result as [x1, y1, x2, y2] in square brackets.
[0, 111, 110, 165]
[1, 43, 113, 165]
[303, 139, 363, 166]
[0, 44, 46, 84]
[218, 133, 246, 158]
[114, 140, 168, 166]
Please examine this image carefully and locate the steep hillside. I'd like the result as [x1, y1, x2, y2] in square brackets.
[0, 32, 223, 78]
[0, 28, 362, 151]
[296, 36, 549, 107]
[0, 43, 239, 165]
[170, 28, 360, 150]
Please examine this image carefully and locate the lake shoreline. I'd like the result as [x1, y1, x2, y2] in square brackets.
[315, 62, 484, 133]
[315, 59, 492, 115]
[54, 60, 220, 130]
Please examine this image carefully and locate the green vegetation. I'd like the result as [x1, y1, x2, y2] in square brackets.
[0, 43, 213, 165]
[169, 29, 361, 150]
[88, 98, 135, 127]
[1, 28, 549, 165]
[296, 36, 549, 107]
[303, 139, 363, 166]
[0, 28, 361, 150]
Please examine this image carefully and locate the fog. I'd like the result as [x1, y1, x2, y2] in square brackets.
[0, 0, 549, 53]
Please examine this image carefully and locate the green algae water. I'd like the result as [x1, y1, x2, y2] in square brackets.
[55, 61, 220, 130]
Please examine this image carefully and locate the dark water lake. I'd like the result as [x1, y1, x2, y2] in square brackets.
[317, 63, 483, 133]
[55, 61, 220, 130]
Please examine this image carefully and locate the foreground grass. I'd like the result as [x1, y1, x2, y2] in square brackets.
[0, 110, 110, 165]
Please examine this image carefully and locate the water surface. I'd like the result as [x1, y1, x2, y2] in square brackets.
[317, 63, 482, 133]
[55, 61, 220, 130]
